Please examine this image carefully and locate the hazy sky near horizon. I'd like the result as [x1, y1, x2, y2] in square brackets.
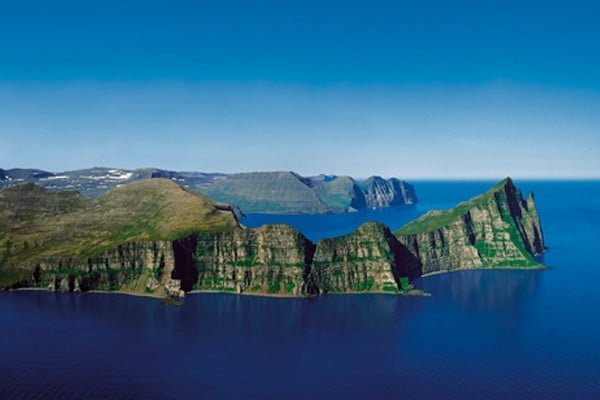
[1, 0, 599, 178]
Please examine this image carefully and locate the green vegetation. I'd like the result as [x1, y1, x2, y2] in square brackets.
[0, 268, 31, 288]
[396, 178, 512, 235]
[0, 179, 238, 261]
[394, 178, 544, 273]
[383, 282, 398, 292]
[398, 277, 411, 291]
[354, 277, 374, 291]
[285, 282, 295, 293]
[0, 179, 240, 289]
[312, 176, 358, 211]
[0, 176, 543, 297]
[198, 171, 415, 213]
[199, 171, 330, 214]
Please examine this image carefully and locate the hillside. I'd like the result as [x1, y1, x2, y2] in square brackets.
[0, 178, 544, 298]
[0, 179, 239, 260]
[0, 179, 240, 295]
[199, 171, 331, 213]
[199, 171, 417, 213]
[395, 178, 545, 274]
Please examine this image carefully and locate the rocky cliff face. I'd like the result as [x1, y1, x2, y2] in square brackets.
[187, 222, 421, 296]
[9, 241, 183, 297]
[190, 225, 313, 296]
[308, 222, 421, 294]
[6, 222, 423, 297]
[395, 178, 545, 275]
[358, 177, 417, 208]
[0, 178, 546, 299]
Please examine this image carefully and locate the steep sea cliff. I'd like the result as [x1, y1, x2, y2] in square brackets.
[395, 178, 545, 275]
[0, 178, 544, 298]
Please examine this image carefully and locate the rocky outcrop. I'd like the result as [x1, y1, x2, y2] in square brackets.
[10, 222, 423, 297]
[358, 176, 417, 208]
[29, 241, 180, 297]
[0, 178, 546, 299]
[308, 222, 421, 294]
[191, 225, 313, 296]
[395, 178, 545, 275]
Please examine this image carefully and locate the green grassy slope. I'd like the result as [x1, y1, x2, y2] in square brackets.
[312, 176, 359, 211]
[394, 178, 545, 272]
[395, 178, 511, 235]
[199, 171, 330, 213]
[0, 179, 239, 263]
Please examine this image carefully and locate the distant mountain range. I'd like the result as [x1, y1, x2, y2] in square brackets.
[0, 167, 417, 214]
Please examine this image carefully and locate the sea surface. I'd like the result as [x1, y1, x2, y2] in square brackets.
[1, 180, 600, 399]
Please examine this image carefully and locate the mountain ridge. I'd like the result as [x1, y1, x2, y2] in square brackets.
[0, 167, 417, 214]
[0, 177, 545, 298]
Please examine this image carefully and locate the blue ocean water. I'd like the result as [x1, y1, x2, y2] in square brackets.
[1, 181, 599, 399]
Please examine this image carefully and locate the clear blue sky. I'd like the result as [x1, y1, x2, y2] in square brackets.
[1, 0, 599, 178]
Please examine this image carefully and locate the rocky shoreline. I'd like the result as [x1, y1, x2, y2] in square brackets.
[0, 178, 545, 299]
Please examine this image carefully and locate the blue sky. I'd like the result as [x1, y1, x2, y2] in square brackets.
[1, 0, 599, 178]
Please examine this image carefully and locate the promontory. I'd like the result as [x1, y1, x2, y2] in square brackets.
[0, 177, 544, 298]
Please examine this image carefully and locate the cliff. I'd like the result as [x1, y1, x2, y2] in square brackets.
[356, 176, 417, 208]
[395, 178, 545, 275]
[308, 222, 421, 294]
[0, 178, 545, 299]
[0, 180, 421, 297]
[199, 171, 332, 214]
[190, 224, 313, 296]
[34, 241, 180, 297]
[0, 167, 417, 214]
[199, 171, 417, 214]
[0, 179, 239, 295]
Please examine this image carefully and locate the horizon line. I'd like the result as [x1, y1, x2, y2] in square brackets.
[2, 166, 600, 181]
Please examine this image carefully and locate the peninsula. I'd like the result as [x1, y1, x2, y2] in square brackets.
[0, 177, 544, 298]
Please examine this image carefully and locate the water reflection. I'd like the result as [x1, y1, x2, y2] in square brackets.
[414, 270, 544, 311]
[7, 291, 427, 339]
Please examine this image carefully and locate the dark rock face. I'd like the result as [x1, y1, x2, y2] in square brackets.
[395, 179, 545, 275]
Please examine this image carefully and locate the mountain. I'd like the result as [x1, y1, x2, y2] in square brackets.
[0, 178, 544, 299]
[199, 171, 417, 213]
[198, 171, 330, 214]
[395, 178, 545, 274]
[0, 168, 54, 182]
[0, 167, 226, 198]
[0, 180, 239, 296]
[0, 167, 417, 214]
[356, 176, 417, 208]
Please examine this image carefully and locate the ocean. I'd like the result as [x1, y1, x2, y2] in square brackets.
[1, 180, 599, 399]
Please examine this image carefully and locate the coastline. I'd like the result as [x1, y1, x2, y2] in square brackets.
[3, 266, 547, 300]
[5, 287, 165, 301]
[188, 288, 430, 298]
[419, 264, 548, 278]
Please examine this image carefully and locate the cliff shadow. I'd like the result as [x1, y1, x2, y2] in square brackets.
[172, 236, 199, 292]
[385, 230, 423, 282]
